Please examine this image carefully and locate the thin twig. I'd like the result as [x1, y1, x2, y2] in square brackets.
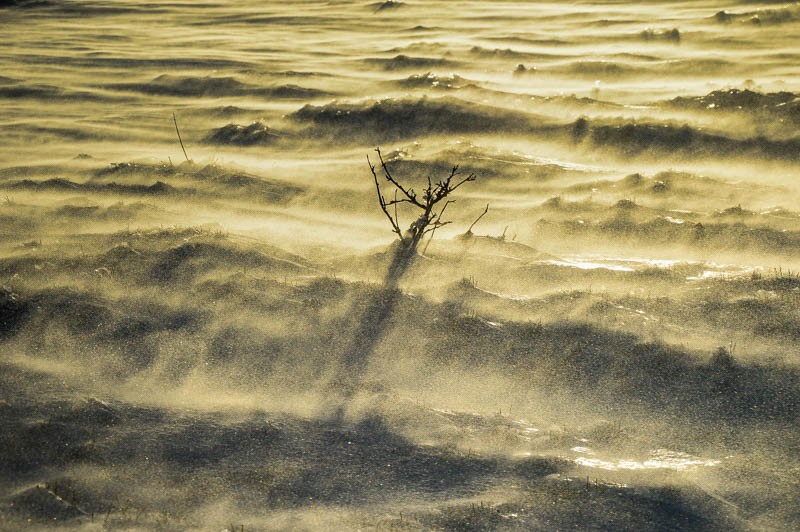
[172, 112, 190, 162]
[368, 155, 405, 241]
[422, 200, 454, 254]
[423, 220, 452, 235]
[394, 190, 400, 235]
[466, 203, 490, 234]
[376, 148, 424, 208]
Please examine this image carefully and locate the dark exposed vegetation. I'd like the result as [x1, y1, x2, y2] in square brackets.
[331, 149, 479, 395]
[573, 118, 800, 160]
[104, 74, 330, 100]
[368, 147, 476, 280]
[289, 97, 545, 141]
[205, 122, 284, 146]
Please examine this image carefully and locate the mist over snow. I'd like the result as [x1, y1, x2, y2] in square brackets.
[1, 0, 800, 530]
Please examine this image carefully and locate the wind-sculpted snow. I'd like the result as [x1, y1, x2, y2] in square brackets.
[2, 0, 800, 529]
[393, 72, 474, 90]
[5, 178, 185, 196]
[205, 122, 286, 146]
[0, 83, 121, 102]
[365, 54, 459, 71]
[0, 162, 303, 203]
[669, 88, 799, 112]
[105, 75, 330, 99]
[290, 97, 553, 141]
[0, 0, 63, 9]
[574, 118, 800, 160]
[668, 89, 800, 133]
[713, 4, 800, 25]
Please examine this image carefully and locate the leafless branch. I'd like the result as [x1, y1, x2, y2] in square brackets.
[422, 199, 455, 254]
[376, 148, 424, 208]
[172, 112, 190, 162]
[466, 203, 489, 234]
[369, 147, 478, 255]
[449, 173, 477, 192]
[393, 190, 400, 234]
[369, 154, 405, 241]
[423, 220, 452, 235]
